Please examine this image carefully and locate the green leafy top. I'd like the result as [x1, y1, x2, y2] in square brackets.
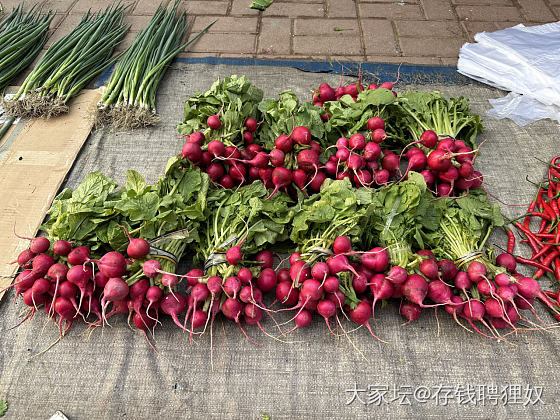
[257, 91, 325, 149]
[177, 75, 263, 146]
[291, 178, 368, 252]
[0, 399, 7, 417]
[323, 88, 396, 144]
[386, 91, 483, 149]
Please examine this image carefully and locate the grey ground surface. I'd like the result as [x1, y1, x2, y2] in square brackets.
[1, 63, 560, 419]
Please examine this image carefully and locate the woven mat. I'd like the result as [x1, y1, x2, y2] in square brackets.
[1, 62, 560, 419]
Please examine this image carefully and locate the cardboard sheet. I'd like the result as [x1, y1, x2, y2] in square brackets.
[0, 89, 102, 298]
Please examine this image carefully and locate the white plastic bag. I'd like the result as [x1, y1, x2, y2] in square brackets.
[458, 22, 560, 126]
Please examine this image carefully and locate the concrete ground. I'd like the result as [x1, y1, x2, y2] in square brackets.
[2, 0, 559, 70]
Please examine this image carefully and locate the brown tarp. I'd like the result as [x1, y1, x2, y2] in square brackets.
[1, 62, 559, 419]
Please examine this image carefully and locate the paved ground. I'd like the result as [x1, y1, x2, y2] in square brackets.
[3, 0, 560, 71]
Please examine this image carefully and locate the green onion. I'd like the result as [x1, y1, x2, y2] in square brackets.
[98, 0, 215, 129]
[3, 2, 130, 119]
[0, 3, 54, 92]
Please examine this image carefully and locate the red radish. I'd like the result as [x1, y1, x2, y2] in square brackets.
[223, 276, 241, 299]
[221, 297, 243, 320]
[375, 169, 390, 185]
[160, 292, 189, 331]
[369, 273, 394, 319]
[11, 249, 35, 269]
[371, 129, 387, 144]
[316, 83, 336, 102]
[277, 268, 290, 283]
[266, 167, 292, 200]
[237, 268, 253, 284]
[311, 262, 330, 280]
[454, 271, 472, 297]
[207, 276, 223, 298]
[400, 301, 421, 326]
[188, 131, 205, 145]
[496, 253, 516, 273]
[437, 138, 456, 152]
[207, 114, 221, 130]
[381, 153, 399, 172]
[161, 273, 178, 288]
[257, 268, 277, 292]
[300, 279, 323, 301]
[467, 261, 486, 283]
[185, 268, 203, 287]
[364, 142, 381, 161]
[323, 276, 340, 294]
[31, 277, 50, 296]
[419, 258, 439, 280]
[461, 299, 496, 338]
[427, 149, 451, 172]
[276, 282, 299, 306]
[336, 137, 349, 148]
[308, 171, 327, 191]
[200, 151, 212, 166]
[324, 160, 337, 176]
[400, 152, 427, 181]
[67, 246, 89, 266]
[28, 237, 50, 254]
[417, 249, 435, 259]
[256, 250, 274, 268]
[368, 83, 379, 90]
[352, 271, 368, 294]
[421, 170, 435, 185]
[402, 274, 429, 306]
[101, 277, 129, 309]
[275, 135, 293, 153]
[361, 247, 389, 273]
[289, 252, 301, 265]
[226, 245, 243, 266]
[317, 299, 337, 332]
[248, 166, 260, 180]
[336, 147, 350, 162]
[327, 254, 358, 277]
[244, 303, 263, 325]
[437, 259, 457, 282]
[220, 174, 235, 189]
[52, 240, 71, 256]
[354, 170, 373, 187]
[10, 271, 37, 299]
[477, 280, 496, 297]
[292, 126, 311, 145]
[380, 81, 395, 90]
[145, 286, 163, 321]
[437, 183, 452, 197]
[459, 162, 474, 179]
[427, 280, 453, 304]
[292, 169, 307, 191]
[349, 300, 384, 341]
[349, 133, 366, 150]
[142, 260, 161, 278]
[387, 266, 407, 284]
[181, 142, 202, 162]
[243, 131, 254, 144]
[456, 147, 474, 164]
[297, 149, 319, 172]
[245, 117, 258, 132]
[206, 163, 225, 181]
[333, 236, 352, 255]
[32, 254, 55, 276]
[367, 117, 385, 131]
[290, 260, 311, 284]
[269, 149, 285, 167]
[439, 166, 459, 183]
[133, 308, 156, 331]
[347, 154, 365, 170]
[239, 286, 262, 304]
[94, 251, 127, 278]
[206, 140, 225, 158]
[54, 296, 77, 322]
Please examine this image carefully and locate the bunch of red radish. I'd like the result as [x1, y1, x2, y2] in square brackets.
[180, 113, 402, 197]
[400, 130, 483, 196]
[311, 79, 398, 114]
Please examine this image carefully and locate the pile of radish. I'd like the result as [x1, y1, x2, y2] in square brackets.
[5, 74, 560, 352]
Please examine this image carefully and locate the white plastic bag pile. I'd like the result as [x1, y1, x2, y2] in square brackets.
[458, 22, 560, 126]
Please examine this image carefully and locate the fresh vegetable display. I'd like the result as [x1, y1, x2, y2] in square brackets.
[97, 1, 215, 129]
[5, 73, 559, 352]
[2, 3, 129, 118]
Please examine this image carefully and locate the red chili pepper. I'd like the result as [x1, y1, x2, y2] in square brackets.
[544, 290, 559, 299]
[531, 244, 552, 261]
[535, 233, 555, 239]
[531, 211, 552, 221]
[517, 256, 554, 273]
[542, 201, 556, 221]
[555, 257, 560, 284]
[514, 222, 543, 255]
[538, 217, 548, 234]
[534, 250, 560, 278]
[506, 229, 515, 254]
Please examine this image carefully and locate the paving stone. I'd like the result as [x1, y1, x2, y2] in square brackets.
[186, 33, 257, 54]
[399, 36, 466, 57]
[455, 5, 522, 21]
[359, 3, 425, 19]
[327, 0, 358, 18]
[258, 18, 292, 55]
[395, 20, 464, 37]
[192, 16, 259, 33]
[293, 34, 363, 55]
[362, 19, 400, 55]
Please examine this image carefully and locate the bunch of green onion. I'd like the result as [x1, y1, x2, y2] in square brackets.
[0, 3, 54, 91]
[97, 0, 215, 129]
[3, 3, 129, 119]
